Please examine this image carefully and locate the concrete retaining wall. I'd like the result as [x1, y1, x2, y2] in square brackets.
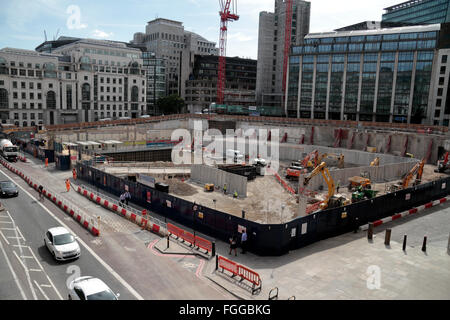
[190, 164, 247, 197]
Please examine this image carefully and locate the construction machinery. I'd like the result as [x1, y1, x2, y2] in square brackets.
[388, 158, 425, 192]
[370, 157, 380, 167]
[204, 184, 214, 192]
[347, 176, 372, 191]
[436, 151, 450, 173]
[317, 153, 345, 169]
[285, 150, 319, 180]
[303, 162, 351, 211]
[351, 186, 379, 203]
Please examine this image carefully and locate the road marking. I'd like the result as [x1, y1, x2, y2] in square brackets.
[13, 249, 38, 300]
[0, 221, 13, 224]
[0, 168, 144, 300]
[33, 280, 49, 300]
[0, 230, 10, 245]
[29, 269, 42, 272]
[40, 284, 52, 288]
[13, 250, 28, 271]
[13, 244, 27, 248]
[20, 255, 34, 259]
[27, 246, 63, 300]
[1, 228, 17, 231]
[0, 235, 27, 300]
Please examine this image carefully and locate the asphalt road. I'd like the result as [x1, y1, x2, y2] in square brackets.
[0, 168, 139, 300]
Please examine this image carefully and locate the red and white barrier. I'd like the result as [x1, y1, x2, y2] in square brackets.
[0, 159, 99, 236]
[77, 185, 166, 237]
[360, 195, 450, 231]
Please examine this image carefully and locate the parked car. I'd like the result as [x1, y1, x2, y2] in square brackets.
[44, 227, 80, 261]
[68, 276, 120, 300]
[0, 181, 19, 197]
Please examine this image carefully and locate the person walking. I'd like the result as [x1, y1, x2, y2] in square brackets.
[336, 180, 341, 193]
[241, 229, 248, 254]
[65, 179, 71, 193]
[223, 184, 227, 195]
[38, 185, 44, 201]
[119, 193, 126, 206]
[72, 168, 77, 180]
[229, 234, 238, 256]
[124, 190, 131, 205]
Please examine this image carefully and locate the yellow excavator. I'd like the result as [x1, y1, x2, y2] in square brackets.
[317, 153, 345, 169]
[388, 158, 425, 192]
[370, 157, 380, 167]
[303, 162, 351, 210]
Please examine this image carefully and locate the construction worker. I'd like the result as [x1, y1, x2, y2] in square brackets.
[336, 180, 340, 193]
[65, 179, 71, 193]
[72, 168, 77, 180]
[223, 184, 227, 194]
[233, 190, 238, 198]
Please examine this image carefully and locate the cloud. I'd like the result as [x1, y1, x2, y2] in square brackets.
[228, 32, 253, 42]
[91, 29, 114, 39]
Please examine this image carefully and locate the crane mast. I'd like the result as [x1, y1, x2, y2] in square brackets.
[218, 0, 239, 105]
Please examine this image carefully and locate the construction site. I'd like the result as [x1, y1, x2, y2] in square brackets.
[10, 113, 448, 229]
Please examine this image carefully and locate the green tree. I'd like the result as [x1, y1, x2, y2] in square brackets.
[156, 94, 185, 115]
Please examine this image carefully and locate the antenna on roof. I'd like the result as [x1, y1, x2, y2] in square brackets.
[44, 30, 47, 42]
[54, 28, 60, 41]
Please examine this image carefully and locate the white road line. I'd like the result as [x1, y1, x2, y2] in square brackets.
[13, 244, 27, 248]
[1, 228, 17, 231]
[15, 226, 26, 242]
[27, 246, 63, 300]
[0, 236, 27, 300]
[0, 221, 13, 224]
[13, 251, 28, 272]
[33, 280, 49, 300]
[20, 256, 34, 259]
[13, 250, 38, 300]
[0, 230, 10, 245]
[29, 269, 42, 272]
[0, 168, 144, 300]
[40, 284, 52, 288]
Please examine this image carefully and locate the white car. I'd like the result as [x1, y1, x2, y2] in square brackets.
[68, 276, 120, 300]
[44, 227, 80, 261]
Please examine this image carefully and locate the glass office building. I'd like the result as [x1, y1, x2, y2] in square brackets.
[286, 23, 450, 125]
[142, 51, 166, 115]
[382, 0, 450, 25]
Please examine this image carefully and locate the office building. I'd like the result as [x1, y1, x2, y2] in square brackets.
[132, 18, 218, 99]
[0, 38, 146, 127]
[382, 0, 450, 25]
[142, 51, 166, 115]
[185, 55, 257, 112]
[286, 23, 450, 126]
[256, 0, 311, 107]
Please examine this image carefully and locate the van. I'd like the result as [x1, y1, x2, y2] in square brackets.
[99, 118, 112, 122]
[140, 115, 150, 118]
[226, 149, 244, 162]
[119, 117, 131, 120]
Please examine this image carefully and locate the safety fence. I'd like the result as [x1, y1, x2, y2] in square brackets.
[77, 184, 167, 237]
[215, 255, 262, 295]
[268, 167, 296, 195]
[0, 159, 99, 236]
[76, 161, 450, 256]
[167, 223, 214, 257]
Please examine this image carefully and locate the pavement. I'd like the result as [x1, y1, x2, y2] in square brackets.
[5, 155, 450, 300]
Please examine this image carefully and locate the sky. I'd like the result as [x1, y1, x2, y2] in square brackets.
[0, 0, 398, 59]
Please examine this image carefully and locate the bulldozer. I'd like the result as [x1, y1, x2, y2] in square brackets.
[303, 162, 351, 211]
[204, 184, 214, 192]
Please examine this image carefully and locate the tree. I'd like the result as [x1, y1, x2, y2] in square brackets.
[156, 94, 185, 115]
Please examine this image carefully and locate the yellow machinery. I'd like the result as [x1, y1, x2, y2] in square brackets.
[370, 157, 380, 167]
[388, 159, 425, 192]
[317, 153, 345, 169]
[347, 176, 372, 191]
[303, 162, 350, 210]
[204, 184, 214, 192]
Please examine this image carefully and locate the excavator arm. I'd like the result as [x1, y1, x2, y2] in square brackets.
[318, 153, 345, 169]
[370, 157, 380, 167]
[402, 159, 425, 188]
[303, 162, 335, 206]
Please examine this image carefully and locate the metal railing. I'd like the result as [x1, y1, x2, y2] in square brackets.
[80, 184, 167, 229]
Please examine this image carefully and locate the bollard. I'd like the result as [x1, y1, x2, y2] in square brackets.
[403, 235, 407, 251]
[368, 223, 374, 240]
[212, 242, 216, 257]
[385, 229, 391, 246]
[422, 236, 427, 252]
[215, 255, 218, 271]
[447, 233, 450, 254]
[167, 235, 170, 249]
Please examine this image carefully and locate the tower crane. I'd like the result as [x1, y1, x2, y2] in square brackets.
[217, 0, 239, 105]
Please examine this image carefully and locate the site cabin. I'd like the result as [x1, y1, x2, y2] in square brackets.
[225, 149, 244, 162]
[0, 139, 18, 162]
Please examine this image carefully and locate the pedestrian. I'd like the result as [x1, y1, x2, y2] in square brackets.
[229, 234, 237, 256]
[336, 180, 340, 193]
[119, 193, 126, 206]
[38, 185, 44, 201]
[223, 184, 227, 194]
[72, 168, 77, 180]
[233, 190, 238, 198]
[65, 179, 71, 192]
[124, 190, 131, 205]
[241, 229, 248, 254]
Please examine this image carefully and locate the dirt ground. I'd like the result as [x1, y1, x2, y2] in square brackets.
[164, 175, 299, 224]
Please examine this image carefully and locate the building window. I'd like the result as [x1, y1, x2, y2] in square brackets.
[82, 83, 91, 101]
[21, 82, 26, 89]
[441, 66, 446, 75]
[46, 91, 56, 109]
[437, 99, 442, 107]
[0, 89, 8, 108]
[443, 55, 448, 64]
[438, 88, 443, 96]
[29, 82, 34, 89]
[37, 83, 41, 90]
[12, 81, 17, 89]
[440, 77, 445, 85]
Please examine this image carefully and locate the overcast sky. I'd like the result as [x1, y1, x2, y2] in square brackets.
[0, 0, 398, 59]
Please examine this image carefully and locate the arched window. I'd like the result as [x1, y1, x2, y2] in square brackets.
[14, 121, 19, 127]
[31, 121, 35, 127]
[22, 121, 27, 127]
[46, 91, 56, 109]
[82, 83, 91, 101]
[131, 86, 139, 102]
[0, 88, 8, 108]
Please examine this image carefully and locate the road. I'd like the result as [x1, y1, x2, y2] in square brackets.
[0, 162, 233, 300]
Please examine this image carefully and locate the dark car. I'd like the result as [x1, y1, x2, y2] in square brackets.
[0, 181, 19, 197]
